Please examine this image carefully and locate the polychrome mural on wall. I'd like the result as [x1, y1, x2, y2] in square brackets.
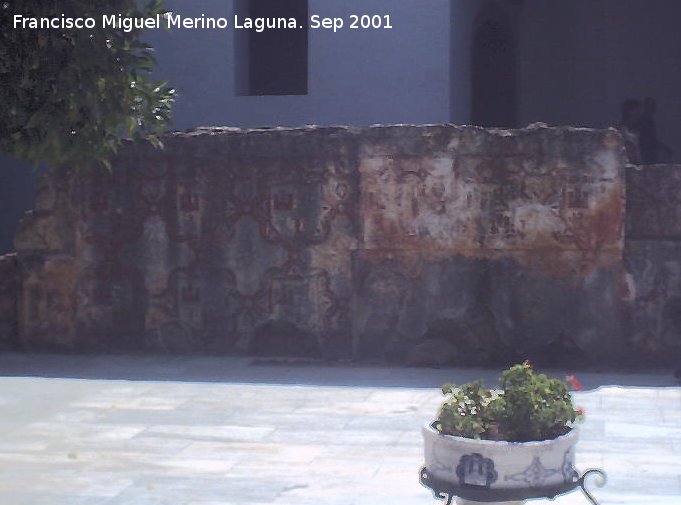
[3, 125, 649, 365]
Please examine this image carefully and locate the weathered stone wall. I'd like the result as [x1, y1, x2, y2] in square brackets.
[12, 125, 629, 365]
[625, 165, 681, 364]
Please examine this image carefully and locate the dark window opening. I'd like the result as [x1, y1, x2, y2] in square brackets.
[241, 0, 309, 96]
[471, 17, 517, 128]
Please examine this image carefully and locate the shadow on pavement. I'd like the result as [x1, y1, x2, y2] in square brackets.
[0, 352, 677, 391]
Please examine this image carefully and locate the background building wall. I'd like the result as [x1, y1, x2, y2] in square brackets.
[516, 0, 681, 161]
[147, 0, 453, 130]
[449, 0, 477, 124]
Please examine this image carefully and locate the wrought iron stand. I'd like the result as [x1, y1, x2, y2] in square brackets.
[420, 467, 607, 505]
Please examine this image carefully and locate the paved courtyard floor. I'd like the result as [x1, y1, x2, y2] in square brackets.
[0, 353, 679, 505]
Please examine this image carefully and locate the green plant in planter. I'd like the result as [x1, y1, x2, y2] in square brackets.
[436, 361, 583, 442]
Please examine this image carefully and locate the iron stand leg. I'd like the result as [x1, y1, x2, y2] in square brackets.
[577, 469, 607, 505]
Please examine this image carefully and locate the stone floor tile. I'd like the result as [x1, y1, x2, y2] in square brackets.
[0, 354, 679, 504]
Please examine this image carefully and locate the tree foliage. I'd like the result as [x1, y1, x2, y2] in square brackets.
[0, 0, 175, 170]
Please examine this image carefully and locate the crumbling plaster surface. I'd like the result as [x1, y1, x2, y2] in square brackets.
[4, 124, 651, 366]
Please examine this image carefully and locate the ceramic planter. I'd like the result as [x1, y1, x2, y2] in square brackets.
[422, 423, 579, 505]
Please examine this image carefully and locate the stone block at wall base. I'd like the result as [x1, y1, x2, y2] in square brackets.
[625, 240, 681, 365]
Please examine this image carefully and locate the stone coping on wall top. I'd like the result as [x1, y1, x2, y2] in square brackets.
[111, 123, 626, 165]
[164, 123, 621, 137]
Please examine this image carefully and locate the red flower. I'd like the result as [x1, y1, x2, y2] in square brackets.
[566, 375, 583, 391]
[576, 406, 585, 417]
